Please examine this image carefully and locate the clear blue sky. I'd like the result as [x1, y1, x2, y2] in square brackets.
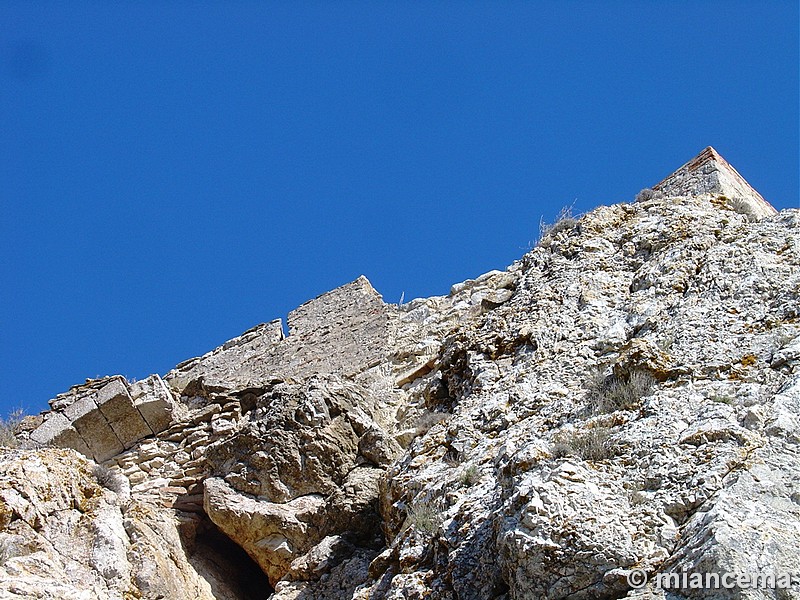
[1, 1, 797, 416]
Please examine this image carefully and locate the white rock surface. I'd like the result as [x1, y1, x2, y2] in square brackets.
[4, 147, 798, 600]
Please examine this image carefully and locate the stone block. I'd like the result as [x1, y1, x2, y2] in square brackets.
[62, 394, 98, 422]
[49, 389, 79, 411]
[70, 407, 124, 463]
[54, 425, 94, 458]
[96, 378, 153, 448]
[131, 375, 177, 433]
[29, 411, 70, 445]
[30, 412, 94, 458]
[95, 377, 134, 422]
[108, 412, 153, 450]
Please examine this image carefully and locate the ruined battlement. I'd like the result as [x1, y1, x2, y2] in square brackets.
[29, 374, 177, 462]
[28, 275, 392, 462]
[652, 146, 777, 219]
[165, 275, 391, 391]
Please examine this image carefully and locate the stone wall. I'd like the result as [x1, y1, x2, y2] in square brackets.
[651, 145, 777, 219]
[107, 396, 242, 512]
[165, 276, 392, 391]
[26, 276, 390, 467]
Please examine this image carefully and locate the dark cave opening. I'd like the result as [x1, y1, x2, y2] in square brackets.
[181, 511, 274, 600]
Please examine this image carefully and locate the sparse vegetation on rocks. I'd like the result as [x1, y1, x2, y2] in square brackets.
[458, 464, 480, 486]
[551, 426, 618, 462]
[0, 409, 24, 448]
[635, 187, 660, 202]
[710, 392, 735, 405]
[92, 463, 126, 494]
[0, 536, 13, 566]
[587, 368, 656, 414]
[407, 498, 442, 535]
[538, 205, 578, 243]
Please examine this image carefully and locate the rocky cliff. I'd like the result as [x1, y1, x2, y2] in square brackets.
[2, 147, 798, 600]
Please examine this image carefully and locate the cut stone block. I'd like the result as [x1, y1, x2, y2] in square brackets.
[107, 415, 152, 450]
[53, 425, 94, 458]
[29, 412, 71, 446]
[131, 375, 176, 433]
[70, 407, 124, 463]
[49, 389, 79, 411]
[95, 377, 134, 422]
[96, 377, 153, 448]
[29, 412, 93, 458]
[63, 394, 98, 422]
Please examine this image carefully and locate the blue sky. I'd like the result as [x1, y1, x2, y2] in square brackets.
[1, 1, 798, 416]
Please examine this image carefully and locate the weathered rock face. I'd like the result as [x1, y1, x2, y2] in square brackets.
[202, 376, 389, 585]
[3, 147, 798, 600]
[0, 448, 267, 600]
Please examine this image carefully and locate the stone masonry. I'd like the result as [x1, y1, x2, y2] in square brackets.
[29, 374, 178, 462]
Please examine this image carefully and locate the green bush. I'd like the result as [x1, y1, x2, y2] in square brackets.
[710, 393, 735, 405]
[459, 464, 480, 486]
[407, 499, 442, 536]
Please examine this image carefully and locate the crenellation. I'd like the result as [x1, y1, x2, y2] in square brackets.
[161, 276, 393, 393]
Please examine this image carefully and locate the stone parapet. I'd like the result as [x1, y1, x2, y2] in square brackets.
[165, 276, 391, 391]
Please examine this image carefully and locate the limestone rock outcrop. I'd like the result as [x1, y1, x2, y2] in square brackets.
[3, 147, 798, 600]
[0, 448, 266, 600]
[202, 376, 389, 586]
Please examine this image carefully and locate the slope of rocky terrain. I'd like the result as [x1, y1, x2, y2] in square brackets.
[2, 147, 798, 599]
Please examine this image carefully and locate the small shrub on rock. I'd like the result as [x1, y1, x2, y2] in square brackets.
[727, 196, 759, 221]
[93, 464, 126, 494]
[459, 464, 480, 486]
[588, 369, 655, 414]
[0, 535, 14, 566]
[635, 188, 656, 202]
[0, 409, 25, 448]
[551, 427, 617, 462]
[538, 205, 578, 244]
[407, 499, 442, 536]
